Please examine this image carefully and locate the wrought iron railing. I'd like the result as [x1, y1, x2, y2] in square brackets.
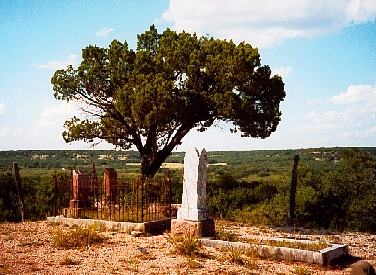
[52, 172, 172, 223]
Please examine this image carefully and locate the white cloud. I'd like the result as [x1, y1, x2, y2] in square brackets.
[162, 0, 376, 47]
[273, 66, 292, 79]
[95, 27, 114, 37]
[347, 0, 376, 23]
[0, 127, 10, 138]
[366, 125, 376, 135]
[330, 84, 376, 105]
[37, 102, 81, 127]
[304, 83, 376, 134]
[0, 102, 5, 115]
[34, 54, 78, 70]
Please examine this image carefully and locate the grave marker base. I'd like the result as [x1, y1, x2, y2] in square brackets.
[171, 218, 215, 237]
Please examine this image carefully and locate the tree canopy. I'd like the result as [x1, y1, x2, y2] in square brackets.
[51, 25, 285, 177]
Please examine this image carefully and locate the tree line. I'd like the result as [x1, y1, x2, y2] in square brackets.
[0, 148, 375, 232]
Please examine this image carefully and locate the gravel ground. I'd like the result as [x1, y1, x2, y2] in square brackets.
[0, 221, 375, 274]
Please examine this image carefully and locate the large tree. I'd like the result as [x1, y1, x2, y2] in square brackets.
[52, 26, 285, 178]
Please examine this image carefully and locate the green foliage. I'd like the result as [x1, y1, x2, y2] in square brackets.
[0, 147, 375, 232]
[0, 173, 20, 221]
[238, 148, 376, 231]
[303, 149, 376, 231]
[0, 170, 70, 222]
[51, 25, 285, 177]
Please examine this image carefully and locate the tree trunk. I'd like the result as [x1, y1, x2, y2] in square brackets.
[287, 155, 299, 227]
[140, 149, 171, 178]
[139, 124, 193, 178]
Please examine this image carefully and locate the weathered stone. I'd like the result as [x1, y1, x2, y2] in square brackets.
[47, 216, 171, 234]
[131, 231, 143, 237]
[173, 148, 215, 237]
[171, 218, 215, 237]
[69, 170, 91, 211]
[72, 170, 90, 200]
[350, 260, 376, 275]
[177, 148, 208, 221]
[201, 238, 348, 265]
[102, 168, 117, 204]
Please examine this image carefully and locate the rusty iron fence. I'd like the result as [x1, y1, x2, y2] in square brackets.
[52, 171, 172, 223]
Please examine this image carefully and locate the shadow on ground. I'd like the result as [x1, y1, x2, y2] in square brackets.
[329, 254, 362, 269]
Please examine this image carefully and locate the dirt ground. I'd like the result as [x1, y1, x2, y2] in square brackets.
[0, 220, 375, 274]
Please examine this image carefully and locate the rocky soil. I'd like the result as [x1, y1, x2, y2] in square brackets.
[0, 220, 375, 274]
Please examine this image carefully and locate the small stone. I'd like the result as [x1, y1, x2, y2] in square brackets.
[131, 231, 143, 237]
[137, 246, 147, 253]
[350, 260, 376, 275]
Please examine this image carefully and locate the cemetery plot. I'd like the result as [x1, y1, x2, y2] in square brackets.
[52, 167, 173, 223]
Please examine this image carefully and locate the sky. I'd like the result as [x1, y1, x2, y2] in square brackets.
[0, 0, 375, 152]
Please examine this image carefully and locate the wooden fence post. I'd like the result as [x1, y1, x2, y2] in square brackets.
[287, 155, 300, 228]
[12, 162, 26, 222]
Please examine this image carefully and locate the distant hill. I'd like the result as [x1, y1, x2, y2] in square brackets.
[0, 147, 374, 172]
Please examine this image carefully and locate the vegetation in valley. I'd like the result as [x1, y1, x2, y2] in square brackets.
[0, 147, 375, 232]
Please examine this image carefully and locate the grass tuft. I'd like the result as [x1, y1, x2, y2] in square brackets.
[228, 248, 245, 265]
[51, 226, 104, 249]
[215, 226, 238, 242]
[165, 233, 202, 258]
[294, 266, 312, 275]
[87, 222, 106, 232]
[222, 248, 259, 269]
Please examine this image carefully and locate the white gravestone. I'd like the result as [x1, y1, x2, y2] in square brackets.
[177, 148, 208, 221]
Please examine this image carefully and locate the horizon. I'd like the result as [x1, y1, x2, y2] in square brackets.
[1, 146, 375, 153]
[1, 1, 375, 151]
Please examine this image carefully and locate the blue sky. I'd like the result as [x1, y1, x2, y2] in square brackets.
[0, 0, 375, 151]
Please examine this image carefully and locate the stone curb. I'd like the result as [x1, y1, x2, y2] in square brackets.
[47, 216, 171, 234]
[200, 238, 348, 265]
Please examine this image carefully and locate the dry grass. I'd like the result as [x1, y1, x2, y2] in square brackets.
[165, 233, 202, 258]
[0, 263, 11, 274]
[185, 258, 204, 269]
[1, 221, 375, 274]
[122, 256, 139, 272]
[223, 248, 259, 269]
[87, 221, 107, 232]
[245, 238, 330, 251]
[215, 226, 238, 241]
[51, 226, 105, 249]
[295, 266, 312, 275]
[160, 163, 184, 169]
